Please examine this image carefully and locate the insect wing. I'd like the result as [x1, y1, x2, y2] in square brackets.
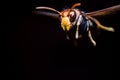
[86, 4, 120, 17]
[33, 10, 59, 19]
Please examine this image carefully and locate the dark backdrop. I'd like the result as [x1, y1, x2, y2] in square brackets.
[7, 0, 120, 80]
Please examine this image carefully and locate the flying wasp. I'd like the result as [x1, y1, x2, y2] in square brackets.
[33, 3, 120, 46]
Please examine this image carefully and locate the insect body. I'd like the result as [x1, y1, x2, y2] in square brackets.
[34, 3, 120, 46]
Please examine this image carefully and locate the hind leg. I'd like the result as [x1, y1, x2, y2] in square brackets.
[88, 16, 114, 32]
[97, 24, 114, 32]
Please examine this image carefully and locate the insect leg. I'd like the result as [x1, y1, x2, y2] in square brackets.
[66, 35, 70, 40]
[75, 23, 83, 39]
[75, 16, 82, 39]
[75, 25, 79, 39]
[88, 16, 114, 32]
[88, 30, 96, 46]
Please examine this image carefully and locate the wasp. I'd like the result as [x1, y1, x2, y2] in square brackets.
[33, 3, 120, 46]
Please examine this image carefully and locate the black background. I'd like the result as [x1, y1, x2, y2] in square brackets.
[7, 0, 120, 80]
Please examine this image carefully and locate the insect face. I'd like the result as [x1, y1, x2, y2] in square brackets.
[60, 9, 79, 31]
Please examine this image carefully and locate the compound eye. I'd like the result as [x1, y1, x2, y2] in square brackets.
[69, 11, 76, 22]
[70, 12, 74, 18]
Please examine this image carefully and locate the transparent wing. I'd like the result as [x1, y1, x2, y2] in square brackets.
[32, 10, 59, 19]
[33, 6, 60, 19]
[86, 4, 120, 17]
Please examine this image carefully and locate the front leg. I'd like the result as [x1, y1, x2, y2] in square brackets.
[75, 25, 82, 39]
[75, 15, 83, 39]
[66, 34, 70, 40]
[75, 25, 79, 39]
